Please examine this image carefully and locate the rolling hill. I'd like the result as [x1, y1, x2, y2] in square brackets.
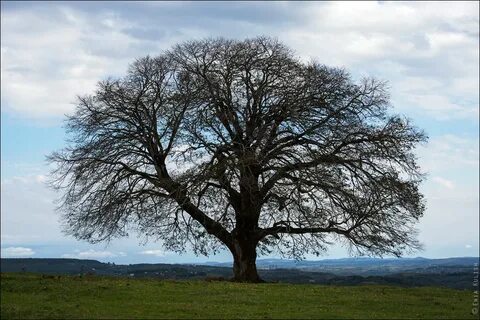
[2, 257, 478, 289]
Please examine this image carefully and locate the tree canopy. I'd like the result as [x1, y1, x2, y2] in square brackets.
[49, 37, 427, 282]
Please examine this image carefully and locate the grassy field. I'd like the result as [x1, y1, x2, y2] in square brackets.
[1, 273, 476, 319]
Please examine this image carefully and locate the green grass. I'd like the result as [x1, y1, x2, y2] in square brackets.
[1, 273, 476, 319]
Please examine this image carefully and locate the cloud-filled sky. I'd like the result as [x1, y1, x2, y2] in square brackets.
[1, 1, 478, 263]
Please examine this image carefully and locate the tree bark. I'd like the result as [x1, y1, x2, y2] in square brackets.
[231, 238, 262, 282]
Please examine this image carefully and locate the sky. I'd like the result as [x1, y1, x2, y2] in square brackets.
[1, 1, 479, 264]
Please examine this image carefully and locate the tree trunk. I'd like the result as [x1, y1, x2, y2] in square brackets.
[231, 238, 262, 282]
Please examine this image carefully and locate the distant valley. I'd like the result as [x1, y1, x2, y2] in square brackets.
[2, 257, 478, 290]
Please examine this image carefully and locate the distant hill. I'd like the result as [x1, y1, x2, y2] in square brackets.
[205, 256, 479, 275]
[1, 257, 478, 289]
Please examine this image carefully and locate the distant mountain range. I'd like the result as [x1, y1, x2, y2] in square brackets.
[202, 256, 479, 275]
[2, 257, 478, 290]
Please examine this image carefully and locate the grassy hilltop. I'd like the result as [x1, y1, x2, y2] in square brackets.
[1, 273, 476, 319]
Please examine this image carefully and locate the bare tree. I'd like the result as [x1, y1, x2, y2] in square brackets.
[49, 37, 426, 282]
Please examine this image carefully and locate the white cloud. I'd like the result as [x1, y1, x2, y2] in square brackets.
[418, 190, 478, 251]
[418, 135, 479, 174]
[1, 173, 62, 244]
[0, 6, 164, 119]
[465, 244, 472, 249]
[432, 177, 455, 190]
[282, 2, 479, 120]
[139, 249, 165, 257]
[1, 2, 478, 122]
[395, 77, 443, 93]
[415, 134, 479, 252]
[62, 249, 121, 259]
[426, 31, 473, 51]
[1, 246, 35, 257]
[401, 94, 478, 120]
[451, 76, 480, 96]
